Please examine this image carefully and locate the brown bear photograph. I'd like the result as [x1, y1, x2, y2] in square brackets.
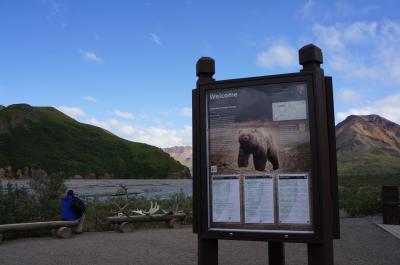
[238, 128, 279, 171]
[207, 82, 311, 175]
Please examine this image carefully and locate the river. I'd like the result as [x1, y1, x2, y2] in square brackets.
[1, 179, 192, 200]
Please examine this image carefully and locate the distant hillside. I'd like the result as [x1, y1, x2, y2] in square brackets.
[163, 146, 192, 173]
[336, 114, 400, 176]
[0, 104, 190, 179]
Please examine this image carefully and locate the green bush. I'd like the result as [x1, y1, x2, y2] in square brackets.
[338, 174, 400, 217]
[0, 182, 34, 224]
[0, 173, 66, 225]
[340, 185, 381, 217]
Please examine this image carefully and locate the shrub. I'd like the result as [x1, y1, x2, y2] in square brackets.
[340, 185, 381, 217]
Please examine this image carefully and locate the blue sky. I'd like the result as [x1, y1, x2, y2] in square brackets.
[0, 0, 399, 147]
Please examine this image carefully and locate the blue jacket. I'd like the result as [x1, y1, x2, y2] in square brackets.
[61, 195, 77, 221]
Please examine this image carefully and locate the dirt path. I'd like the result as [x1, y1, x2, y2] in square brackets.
[0, 217, 399, 265]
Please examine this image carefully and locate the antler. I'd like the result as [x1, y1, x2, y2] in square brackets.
[131, 201, 160, 216]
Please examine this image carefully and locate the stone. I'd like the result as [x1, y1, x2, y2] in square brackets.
[167, 218, 182, 229]
[5, 166, 13, 178]
[73, 175, 83, 179]
[31, 167, 48, 178]
[15, 169, 23, 179]
[118, 222, 134, 233]
[0, 168, 6, 179]
[22, 167, 30, 178]
[86, 173, 96, 179]
[55, 227, 72, 239]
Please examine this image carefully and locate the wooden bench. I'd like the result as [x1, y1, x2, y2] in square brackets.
[0, 220, 81, 243]
[106, 213, 186, 233]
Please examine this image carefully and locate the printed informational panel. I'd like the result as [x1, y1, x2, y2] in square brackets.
[244, 175, 274, 224]
[212, 176, 241, 223]
[206, 81, 313, 233]
[278, 174, 310, 224]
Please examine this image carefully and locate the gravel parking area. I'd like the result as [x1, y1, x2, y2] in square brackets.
[0, 216, 399, 265]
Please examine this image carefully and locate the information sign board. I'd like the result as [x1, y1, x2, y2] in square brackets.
[200, 75, 320, 240]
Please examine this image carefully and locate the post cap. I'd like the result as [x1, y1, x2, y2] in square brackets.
[299, 44, 323, 66]
[196, 57, 215, 77]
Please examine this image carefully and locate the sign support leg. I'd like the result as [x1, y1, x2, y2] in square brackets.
[268, 241, 285, 265]
[307, 242, 333, 265]
[198, 236, 218, 265]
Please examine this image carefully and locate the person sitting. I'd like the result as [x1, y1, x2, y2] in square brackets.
[61, 190, 86, 233]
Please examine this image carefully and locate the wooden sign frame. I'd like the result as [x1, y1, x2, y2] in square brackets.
[192, 44, 339, 265]
[197, 73, 321, 242]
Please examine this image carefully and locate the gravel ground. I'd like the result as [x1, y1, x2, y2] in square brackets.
[0, 217, 399, 265]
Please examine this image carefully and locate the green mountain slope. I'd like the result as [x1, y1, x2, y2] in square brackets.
[336, 114, 400, 176]
[0, 104, 190, 179]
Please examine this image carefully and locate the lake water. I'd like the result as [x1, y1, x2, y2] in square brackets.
[1, 179, 193, 200]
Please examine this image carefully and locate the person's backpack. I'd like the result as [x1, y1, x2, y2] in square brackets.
[71, 197, 85, 218]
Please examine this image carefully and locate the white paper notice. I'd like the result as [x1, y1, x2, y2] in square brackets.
[272, 100, 307, 121]
[244, 175, 274, 224]
[212, 176, 241, 222]
[278, 174, 310, 224]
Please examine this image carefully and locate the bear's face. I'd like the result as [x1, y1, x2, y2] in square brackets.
[238, 130, 258, 149]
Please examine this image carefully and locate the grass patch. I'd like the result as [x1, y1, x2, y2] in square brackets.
[338, 174, 400, 217]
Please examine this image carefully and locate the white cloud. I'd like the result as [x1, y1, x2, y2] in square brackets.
[336, 93, 400, 124]
[86, 117, 191, 148]
[179, 107, 192, 117]
[338, 89, 360, 102]
[134, 125, 192, 148]
[80, 50, 103, 64]
[83, 96, 96, 102]
[257, 42, 297, 69]
[113, 110, 134, 119]
[57, 106, 86, 120]
[312, 24, 344, 51]
[313, 20, 400, 85]
[343, 21, 377, 43]
[329, 56, 379, 79]
[148, 33, 162, 46]
[297, 0, 314, 18]
[88, 118, 120, 131]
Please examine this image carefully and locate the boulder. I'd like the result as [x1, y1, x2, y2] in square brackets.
[22, 167, 30, 178]
[15, 169, 23, 179]
[5, 166, 13, 178]
[0, 168, 6, 179]
[31, 167, 48, 178]
[85, 173, 96, 179]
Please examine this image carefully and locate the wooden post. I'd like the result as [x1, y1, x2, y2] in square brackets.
[195, 57, 218, 265]
[382, 186, 400, 224]
[299, 44, 334, 265]
[268, 241, 285, 265]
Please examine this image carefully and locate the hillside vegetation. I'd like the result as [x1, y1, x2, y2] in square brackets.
[0, 104, 189, 179]
[336, 114, 400, 176]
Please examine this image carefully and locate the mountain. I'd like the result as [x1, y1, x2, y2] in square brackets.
[163, 146, 192, 173]
[0, 104, 190, 179]
[336, 114, 400, 176]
